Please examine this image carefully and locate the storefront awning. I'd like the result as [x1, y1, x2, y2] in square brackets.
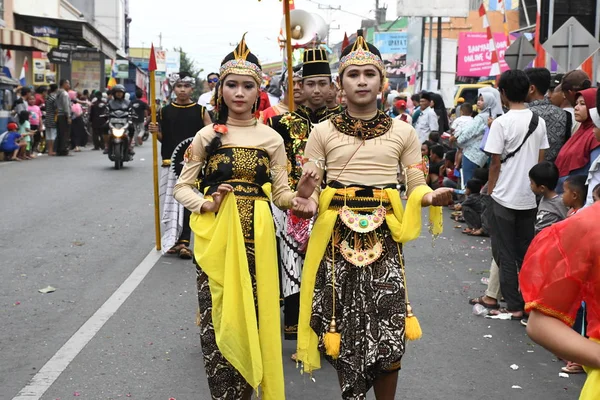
[0, 28, 51, 52]
[14, 14, 117, 59]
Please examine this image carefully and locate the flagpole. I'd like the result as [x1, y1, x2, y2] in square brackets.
[283, 0, 295, 112]
[149, 44, 161, 251]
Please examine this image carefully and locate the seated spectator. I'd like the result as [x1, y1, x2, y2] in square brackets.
[450, 103, 473, 136]
[555, 88, 600, 192]
[427, 144, 445, 189]
[528, 161, 567, 235]
[421, 140, 432, 159]
[440, 150, 459, 189]
[0, 121, 31, 161]
[456, 178, 484, 234]
[562, 175, 588, 216]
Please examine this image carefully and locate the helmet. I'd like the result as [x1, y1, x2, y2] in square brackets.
[112, 84, 125, 93]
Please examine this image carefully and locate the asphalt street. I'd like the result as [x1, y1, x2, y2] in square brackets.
[0, 143, 585, 400]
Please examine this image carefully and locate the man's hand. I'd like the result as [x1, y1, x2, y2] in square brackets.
[291, 197, 318, 219]
[200, 184, 233, 213]
[296, 170, 320, 199]
[421, 187, 453, 207]
[449, 135, 457, 144]
[148, 122, 159, 134]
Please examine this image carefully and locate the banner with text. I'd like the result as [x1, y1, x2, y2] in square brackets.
[457, 32, 510, 77]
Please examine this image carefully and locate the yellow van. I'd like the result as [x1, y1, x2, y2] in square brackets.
[453, 82, 495, 108]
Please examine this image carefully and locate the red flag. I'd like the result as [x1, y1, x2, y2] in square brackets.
[289, 0, 295, 11]
[342, 33, 350, 49]
[148, 43, 157, 72]
[533, 0, 546, 67]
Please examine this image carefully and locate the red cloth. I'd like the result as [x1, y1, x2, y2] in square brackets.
[520, 203, 600, 340]
[555, 88, 600, 176]
[254, 90, 272, 119]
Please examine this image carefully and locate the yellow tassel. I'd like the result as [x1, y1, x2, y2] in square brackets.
[405, 304, 422, 341]
[195, 307, 201, 327]
[324, 317, 341, 359]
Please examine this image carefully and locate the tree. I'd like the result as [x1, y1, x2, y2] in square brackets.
[174, 47, 204, 100]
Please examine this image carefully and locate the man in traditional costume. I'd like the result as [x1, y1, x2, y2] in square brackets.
[259, 63, 304, 123]
[172, 34, 316, 400]
[149, 71, 212, 259]
[268, 47, 343, 346]
[294, 31, 453, 399]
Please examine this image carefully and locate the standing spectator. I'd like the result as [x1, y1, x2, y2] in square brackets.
[411, 93, 421, 125]
[430, 92, 450, 134]
[44, 84, 58, 156]
[394, 99, 412, 124]
[561, 70, 592, 108]
[70, 99, 86, 152]
[89, 91, 108, 151]
[525, 68, 568, 162]
[555, 88, 600, 192]
[484, 69, 549, 320]
[586, 94, 600, 206]
[34, 86, 48, 106]
[414, 92, 439, 143]
[55, 79, 72, 156]
[27, 96, 42, 153]
[198, 72, 218, 113]
[13, 87, 31, 115]
[528, 161, 567, 235]
[131, 88, 149, 146]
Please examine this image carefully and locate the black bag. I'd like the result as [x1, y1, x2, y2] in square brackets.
[501, 113, 539, 164]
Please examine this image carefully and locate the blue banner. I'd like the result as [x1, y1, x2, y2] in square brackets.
[374, 32, 408, 55]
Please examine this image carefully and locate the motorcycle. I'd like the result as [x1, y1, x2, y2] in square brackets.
[107, 110, 132, 170]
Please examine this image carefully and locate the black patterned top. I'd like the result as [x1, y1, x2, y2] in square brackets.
[269, 104, 343, 189]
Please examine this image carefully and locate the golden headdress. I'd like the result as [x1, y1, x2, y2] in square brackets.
[338, 30, 385, 78]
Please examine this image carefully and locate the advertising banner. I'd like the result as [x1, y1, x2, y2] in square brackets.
[165, 51, 180, 75]
[72, 60, 101, 92]
[457, 32, 510, 77]
[32, 51, 56, 85]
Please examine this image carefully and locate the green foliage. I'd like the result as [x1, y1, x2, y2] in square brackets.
[174, 47, 205, 100]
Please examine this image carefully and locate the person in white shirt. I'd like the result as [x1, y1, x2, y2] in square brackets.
[414, 91, 439, 143]
[484, 70, 549, 320]
[450, 103, 474, 136]
[198, 72, 219, 112]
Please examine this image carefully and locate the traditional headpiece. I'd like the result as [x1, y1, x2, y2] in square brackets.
[302, 48, 331, 79]
[219, 33, 262, 85]
[168, 71, 196, 87]
[281, 63, 304, 91]
[339, 30, 385, 78]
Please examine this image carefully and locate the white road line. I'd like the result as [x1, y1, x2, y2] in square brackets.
[12, 248, 162, 400]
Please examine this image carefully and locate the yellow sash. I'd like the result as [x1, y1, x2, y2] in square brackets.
[580, 339, 600, 400]
[190, 183, 284, 399]
[296, 184, 442, 373]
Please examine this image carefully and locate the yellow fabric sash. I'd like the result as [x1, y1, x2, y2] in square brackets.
[296, 184, 442, 373]
[580, 339, 600, 399]
[190, 183, 284, 399]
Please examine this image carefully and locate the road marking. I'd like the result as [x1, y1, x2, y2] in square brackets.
[12, 248, 162, 400]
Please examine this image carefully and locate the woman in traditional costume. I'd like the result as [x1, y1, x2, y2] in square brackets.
[520, 204, 600, 399]
[294, 31, 453, 399]
[173, 34, 314, 400]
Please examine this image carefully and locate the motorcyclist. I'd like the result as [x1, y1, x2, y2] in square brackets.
[105, 84, 134, 156]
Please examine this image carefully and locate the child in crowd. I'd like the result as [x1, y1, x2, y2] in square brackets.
[456, 179, 484, 234]
[0, 121, 30, 161]
[440, 149, 459, 189]
[528, 161, 567, 234]
[27, 95, 42, 153]
[592, 184, 600, 202]
[18, 110, 35, 159]
[562, 175, 588, 216]
[450, 103, 474, 136]
[427, 144, 445, 189]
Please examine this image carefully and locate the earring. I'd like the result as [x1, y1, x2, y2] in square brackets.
[251, 97, 259, 114]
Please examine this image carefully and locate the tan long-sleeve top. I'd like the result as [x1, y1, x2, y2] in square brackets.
[173, 117, 295, 213]
[303, 111, 427, 204]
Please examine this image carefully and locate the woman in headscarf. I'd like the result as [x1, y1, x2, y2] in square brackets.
[451, 88, 502, 184]
[555, 88, 600, 193]
[173, 34, 315, 400]
[429, 92, 450, 134]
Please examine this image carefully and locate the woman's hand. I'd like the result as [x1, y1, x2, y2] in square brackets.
[291, 197, 318, 219]
[421, 187, 454, 207]
[296, 169, 320, 199]
[201, 184, 233, 213]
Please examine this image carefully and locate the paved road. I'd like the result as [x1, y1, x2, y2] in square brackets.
[1, 144, 585, 400]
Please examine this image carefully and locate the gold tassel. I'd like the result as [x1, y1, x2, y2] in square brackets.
[324, 317, 341, 359]
[405, 303, 422, 341]
[324, 234, 341, 359]
[195, 307, 201, 326]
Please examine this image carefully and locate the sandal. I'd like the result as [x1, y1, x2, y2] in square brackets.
[561, 362, 585, 374]
[468, 296, 499, 309]
[469, 229, 490, 237]
[178, 246, 193, 260]
[488, 307, 523, 320]
[462, 228, 473, 234]
[166, 244, 183, 255]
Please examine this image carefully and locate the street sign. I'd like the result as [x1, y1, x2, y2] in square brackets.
[504, 36, 537, 70]
[543, 17, 600, 72]
[47, 48, 71, 64]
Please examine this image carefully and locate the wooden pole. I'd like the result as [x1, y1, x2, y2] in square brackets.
[283, 0, 295, 112]
[148, 44, 161, 251]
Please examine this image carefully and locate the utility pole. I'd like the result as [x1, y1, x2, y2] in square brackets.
[159, 32, 162, 49]
[317, 4, 341, 47]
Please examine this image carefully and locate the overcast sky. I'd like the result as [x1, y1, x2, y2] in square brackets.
[129, 0, 399, 76]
